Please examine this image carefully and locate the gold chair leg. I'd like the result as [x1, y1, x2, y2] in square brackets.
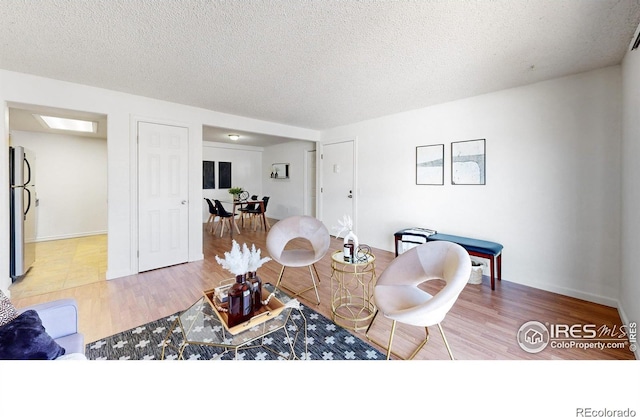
[407, 327, 430, 360]
[274, 264, 321, 305]
[385, 320, 397, 360]
[307, 265, 321, 305]
[365, 311, 431, 360]
[275, 265, 286, 288]
[437, 323, 454, 360]
[311, 263, 321, 283]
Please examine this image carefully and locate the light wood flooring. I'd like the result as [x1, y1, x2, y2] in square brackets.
[9, 222, 635, 360]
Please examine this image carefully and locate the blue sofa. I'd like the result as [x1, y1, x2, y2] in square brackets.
[17, 298, 85, 357]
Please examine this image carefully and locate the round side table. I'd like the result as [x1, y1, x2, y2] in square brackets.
[330, 250, 377, 332]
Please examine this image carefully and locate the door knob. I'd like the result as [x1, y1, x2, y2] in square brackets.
[181, 200, 187, 205]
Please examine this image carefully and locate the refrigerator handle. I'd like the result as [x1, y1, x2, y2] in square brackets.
[24, 156, 32, 186]
[24, 187, 31, 217]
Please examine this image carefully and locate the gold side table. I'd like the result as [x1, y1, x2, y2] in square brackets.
[330, 250, 377, 332]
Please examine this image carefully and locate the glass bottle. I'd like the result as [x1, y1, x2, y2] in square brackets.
[227, 274, 253, 327]
[246, 271, 262, 313]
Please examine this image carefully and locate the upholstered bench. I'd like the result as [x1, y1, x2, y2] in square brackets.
[426, 233, 503, 290]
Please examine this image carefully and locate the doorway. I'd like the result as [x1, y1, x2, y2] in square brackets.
[7, 104, 108, 299]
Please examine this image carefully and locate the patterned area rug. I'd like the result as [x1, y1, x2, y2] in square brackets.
[85, 305, 384, 360]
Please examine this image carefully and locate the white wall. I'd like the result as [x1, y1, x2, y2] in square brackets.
[321, 66, 623, 307]
[202, 142, 264, 222]
[10, 130, 107, 240]
[0, 69, 318, 295]
[262, 140, 317, 220]
[620, 34, 640, 348]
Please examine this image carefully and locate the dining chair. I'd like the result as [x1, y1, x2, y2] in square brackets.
[364, 240, 471, 360]
[213, 199, 240, 237]
[204, 198, 220, 234]
[238, 194, 258, 227]
[248, 196, 270, 231]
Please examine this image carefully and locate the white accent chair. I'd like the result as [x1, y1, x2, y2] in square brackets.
[365, 241, 471, 360]
[266, 216, 330, 305]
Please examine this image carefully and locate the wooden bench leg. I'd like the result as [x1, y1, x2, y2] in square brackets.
[489, 256, 495, 291]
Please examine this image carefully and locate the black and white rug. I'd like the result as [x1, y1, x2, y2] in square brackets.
[85, 306, 384, 360]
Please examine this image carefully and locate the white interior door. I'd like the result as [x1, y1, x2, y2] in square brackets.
[321, 140, 355, 235]
[138, 121, 189, 272]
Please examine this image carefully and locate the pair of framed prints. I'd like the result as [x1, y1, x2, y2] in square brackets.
[416, 138, 485, 185]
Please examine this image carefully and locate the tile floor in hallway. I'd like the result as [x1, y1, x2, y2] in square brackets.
[9, 234, 107, 299]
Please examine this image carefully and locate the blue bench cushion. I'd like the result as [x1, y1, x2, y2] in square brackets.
[427, 233, 503, 256]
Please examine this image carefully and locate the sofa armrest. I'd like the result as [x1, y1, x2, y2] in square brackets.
[17, 299, 79, 340]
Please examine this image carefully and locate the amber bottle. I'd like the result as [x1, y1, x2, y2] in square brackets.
[227, 274, 253, 327]
[246, 271, 263, 313]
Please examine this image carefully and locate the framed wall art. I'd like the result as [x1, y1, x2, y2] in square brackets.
[416, 144, 444, 185]
[218, 161, 232, 189]
[203, 161, 215, 189]
[451, 139, 486, 185]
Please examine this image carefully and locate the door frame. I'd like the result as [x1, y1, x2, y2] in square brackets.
[130, 115, 192, 273]
[303, 147, 317, 217]
[318, 136, 358, 234]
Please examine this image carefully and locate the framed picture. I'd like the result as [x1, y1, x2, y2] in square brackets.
[218, 161, 232, 189]
[451, 139, 486, 185]
[416, 144, 444, 185]
[203, 161, 215, 189]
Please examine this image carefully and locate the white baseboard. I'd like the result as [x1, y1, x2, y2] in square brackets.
[507, 277, 619, 308]
[36, 231, 107, 242]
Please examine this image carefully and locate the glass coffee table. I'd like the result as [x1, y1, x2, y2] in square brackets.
[161, 283, 307, 360]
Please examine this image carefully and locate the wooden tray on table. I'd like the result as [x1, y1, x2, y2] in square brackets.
[203, 287, 286, 335]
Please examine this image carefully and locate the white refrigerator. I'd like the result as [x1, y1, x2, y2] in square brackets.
[10, 146, 37, 280]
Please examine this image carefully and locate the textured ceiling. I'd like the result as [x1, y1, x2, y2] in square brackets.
[1, 0, 640, 131]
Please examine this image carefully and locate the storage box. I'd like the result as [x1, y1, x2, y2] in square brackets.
[214, 282, 233, 303]
[469, 261, 483, 284]
[203, 287, 286, 335]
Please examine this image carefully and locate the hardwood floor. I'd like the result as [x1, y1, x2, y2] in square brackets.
[9, 221, 635, 360]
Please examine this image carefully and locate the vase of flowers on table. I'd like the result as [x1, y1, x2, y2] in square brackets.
[333, 215, 359, 262]
[228, 187, 244, 202]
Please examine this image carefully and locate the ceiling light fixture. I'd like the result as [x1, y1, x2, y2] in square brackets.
[35, 114, 97, 133]
[228, 134, 240, 141]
